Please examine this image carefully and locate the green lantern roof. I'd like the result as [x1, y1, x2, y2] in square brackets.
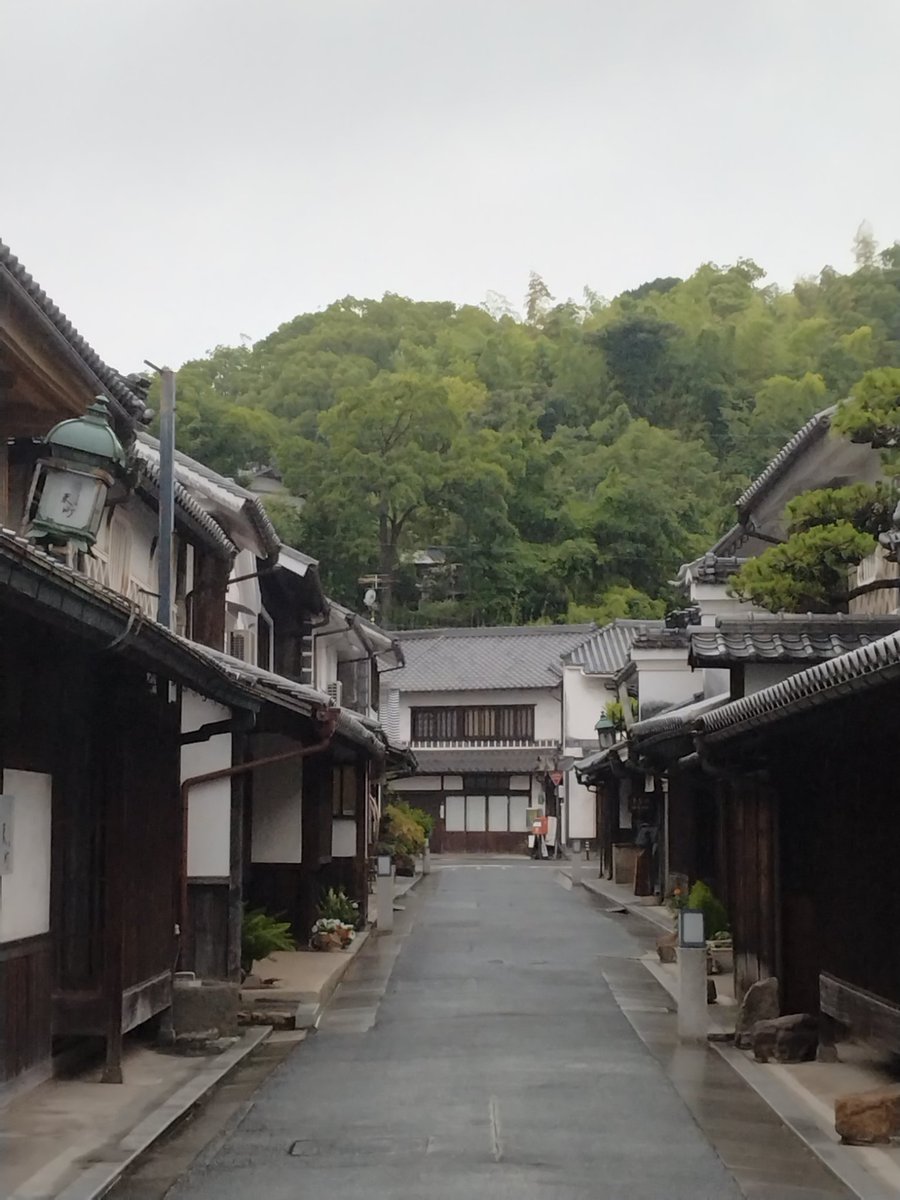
[45, 397, 127, 470]
[595, 714, 616, 730]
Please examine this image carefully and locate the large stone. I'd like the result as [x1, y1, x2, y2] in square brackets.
[172, 979, 240, 1040]
[656, 930, 677, 964]
[835, 1086, 900, 1145]
[751, 1013, 818, 1063]
[734, 977, 779, 1049]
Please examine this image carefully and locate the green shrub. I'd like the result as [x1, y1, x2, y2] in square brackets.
[317, 887, 360, 927]
[403, 802, 434, 839]
[381, 801, 428, 856]
[687, 881, 729, 939]
[241, 906, 296, 976]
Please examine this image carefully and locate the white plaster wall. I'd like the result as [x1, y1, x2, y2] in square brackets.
[632, 652, 698, 719]
[566, 776, 596, 841]
[181, 691, 233, 879]
[316, 639, 340, 691]
[0, 770, 52, 943]
[120, 497, 162, 593]
[332, 818, 357, 858]
[250, 734, 304, 863]
[703, 667, 731, 699]
[398, 688, 561, 743]
[563, 667, 611, 742]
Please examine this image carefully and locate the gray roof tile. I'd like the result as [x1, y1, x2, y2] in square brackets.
[391, 625, 594, 692]
[411, 747, 544, 774]
[698, 630, 900, 742]
[563, 619, 662, 675]
[689, 615, 900, 666]
[736, 407, 835, 515]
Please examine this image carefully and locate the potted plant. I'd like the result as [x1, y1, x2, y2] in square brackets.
[309, 887, 359, 951]
[241, 906, 297, 980]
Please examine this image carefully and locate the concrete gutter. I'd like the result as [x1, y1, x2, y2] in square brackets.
[11, 1027, 271, 1200]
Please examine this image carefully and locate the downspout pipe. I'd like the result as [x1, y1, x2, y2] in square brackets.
[177, 705, 339, 965]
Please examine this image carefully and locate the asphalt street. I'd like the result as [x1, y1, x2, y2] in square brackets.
[164, 859, 850, 1200]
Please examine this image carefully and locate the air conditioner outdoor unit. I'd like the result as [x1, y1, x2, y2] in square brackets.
[326, 680, 343, 708]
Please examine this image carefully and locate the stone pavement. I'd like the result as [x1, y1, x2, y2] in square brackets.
[165, 858, 856, 1200]
[0, 1028, 269, 1200]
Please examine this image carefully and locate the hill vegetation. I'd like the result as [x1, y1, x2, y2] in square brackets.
[163, 235, 900, 626]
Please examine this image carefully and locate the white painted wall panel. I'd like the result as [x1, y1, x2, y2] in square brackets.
[250, 734, 304, 863]
[0, 770, 52, 943]
[182, 691, 233, 878]
[332, 818, 357, 858]
[567, 779, 597, 840]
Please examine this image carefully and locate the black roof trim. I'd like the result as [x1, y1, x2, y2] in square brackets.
[0, 528, 256, 710]
[736, 408, 834, 515]
[697, 631, 900, 743]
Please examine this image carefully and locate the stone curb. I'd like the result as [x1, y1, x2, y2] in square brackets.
[565, 868, 674, 934]
[308, 929, 371, 1026]
[712, 1042, 900, 1200]
[637, 955, 900, 1200]
[17, 1026, 272, 1200]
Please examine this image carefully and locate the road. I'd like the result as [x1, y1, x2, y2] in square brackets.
[163, 859, 850, 1200]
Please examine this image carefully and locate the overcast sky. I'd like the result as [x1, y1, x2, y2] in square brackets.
[3, 1, 898, 372]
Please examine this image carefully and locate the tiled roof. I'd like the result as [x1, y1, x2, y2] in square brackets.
[391, 625, 594, 692]
[0, 527, 254, 710]
[736, 407, 835, 515]
[411, 747, 545, 774]
[138, 433, 282, 558]
[697, 630, 900, 743]
[563, 619, 662, 675]
[688, 554, 748, 584]
[574, 741, 628, 781]
[632, 628, 691, 651]
[689, 615, 900, 667]
[135, 449, 237, 560]
[0, 241, 152, 423]
[630, 692, 729, 751]
[195, 644, 386, 757]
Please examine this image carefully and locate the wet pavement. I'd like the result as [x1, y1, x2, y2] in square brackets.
[163, 858, 852, 1200]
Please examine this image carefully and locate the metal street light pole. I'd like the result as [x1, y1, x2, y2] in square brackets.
[146, 361, 176, 630]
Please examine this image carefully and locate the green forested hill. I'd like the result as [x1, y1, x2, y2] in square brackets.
[165, 242, 900, 627]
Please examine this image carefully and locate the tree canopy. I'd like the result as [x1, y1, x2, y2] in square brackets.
[159, 241, 900, 626]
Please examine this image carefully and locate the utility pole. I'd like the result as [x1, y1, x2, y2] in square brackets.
[146, 361, 176, 629]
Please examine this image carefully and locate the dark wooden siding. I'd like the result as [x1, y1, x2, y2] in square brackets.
[0, 936, 52, 1084]
[410, 705, 535, 743]
[727, 775, 778, 1002]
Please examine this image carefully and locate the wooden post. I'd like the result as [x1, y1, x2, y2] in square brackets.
[355, 759, 368, 924]
[226, 732, 247, 982]
[102, 760, 125, 1084]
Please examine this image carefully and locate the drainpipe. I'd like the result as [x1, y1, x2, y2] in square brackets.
[177, 705, 338, 965]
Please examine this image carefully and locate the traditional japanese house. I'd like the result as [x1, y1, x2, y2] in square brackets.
[693, 632, 900, 1056]
[385, 624, 594, 853]
[0, 530, 256, 1096]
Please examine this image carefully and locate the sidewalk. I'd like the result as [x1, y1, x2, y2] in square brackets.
[1, 1027, 269, 1200]
[564, 863, 673, 932]
[570, 869, 900, 1198]
[240, 871, 423, 1028]
[241, 930, 370, 1029]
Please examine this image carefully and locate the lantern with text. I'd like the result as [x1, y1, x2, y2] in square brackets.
[25, 397, 127, 550]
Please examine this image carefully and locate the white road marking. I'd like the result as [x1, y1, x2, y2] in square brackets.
[489, 1095, 503, 1162]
